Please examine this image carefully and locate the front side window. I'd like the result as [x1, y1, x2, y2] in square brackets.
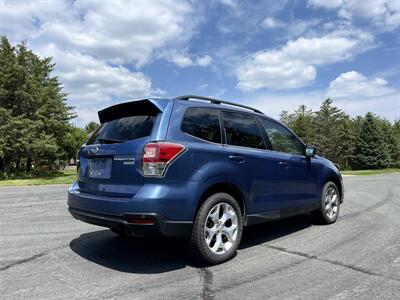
[222, 111, 265, 149]
[260, 119, 304, 155]
[181, 108, 221, 143]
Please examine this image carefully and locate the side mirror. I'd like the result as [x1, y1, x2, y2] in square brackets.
[305, 145, 317, 157]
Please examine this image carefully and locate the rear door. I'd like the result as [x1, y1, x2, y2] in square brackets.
[77, 100, 162, 198]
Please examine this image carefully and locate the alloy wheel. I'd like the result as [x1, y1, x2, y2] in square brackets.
[204, 202, 238, 255]
[324, 186, 339, 219]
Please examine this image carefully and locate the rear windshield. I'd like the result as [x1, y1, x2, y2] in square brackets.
[87, 115, 156, 145]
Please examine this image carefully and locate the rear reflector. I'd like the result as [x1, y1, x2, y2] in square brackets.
[124, 216, 156, 225]
[142, 142, 185, 177]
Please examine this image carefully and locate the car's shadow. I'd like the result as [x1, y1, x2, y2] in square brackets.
[69, 214, 311, 274]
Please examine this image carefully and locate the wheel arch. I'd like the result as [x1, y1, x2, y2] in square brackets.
[196, 182, 247, 219]
[325, 175, 343, 202]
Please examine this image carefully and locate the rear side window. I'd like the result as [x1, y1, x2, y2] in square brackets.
[87, 115, 156, 144]
[222, 111, 265, 149]
[260, 119, 304, 155]
[181, 108, 221, 143]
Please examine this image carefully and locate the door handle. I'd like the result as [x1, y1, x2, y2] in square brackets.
[229, 155, 245, 164]
[278, 161, 289, 169]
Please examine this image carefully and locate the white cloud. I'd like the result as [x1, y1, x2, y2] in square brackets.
[165, 52, 194, 68]
[281, 29, 373, 64]
[262, 17, 284, 29]
[309, 0, 400, 31]
[163, 51, 212, 67]
[0, 0, 198, 67]
[236, 29, 374, 91]
[197, 55, 213, 66]
[326, 71, 396, 99]
[308, 0, 343, 10]
[261, 16, 322, 39]
[197, 84, 209, 91]
[38, 44, 152, 125]
[261, 17, 322, 40]
[237, 52, 316, 90]
[0, 1, 72, 40]
[0, 0, 211, 126]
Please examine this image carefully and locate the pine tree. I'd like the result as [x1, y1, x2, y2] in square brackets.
[280, 105, 314, 144]
[0, 36, 75, 174]
[335, 117, 357, 169]
[313, 98, 346, 163]
[378, 118, 400, 168]
[290, 105, 314, 144]
[354, 113, 386, 169]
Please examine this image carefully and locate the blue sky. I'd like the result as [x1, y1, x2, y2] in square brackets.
[1, 0, 399, 125]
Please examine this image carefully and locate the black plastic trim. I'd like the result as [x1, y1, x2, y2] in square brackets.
[68, 207, 193, 238]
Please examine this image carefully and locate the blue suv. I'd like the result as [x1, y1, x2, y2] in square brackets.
[68, 95, 343, 264]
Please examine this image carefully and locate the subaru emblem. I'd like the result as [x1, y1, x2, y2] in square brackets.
[89, 146, 99, 155]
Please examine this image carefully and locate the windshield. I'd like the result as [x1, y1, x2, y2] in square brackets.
[87, 115, 156, 145]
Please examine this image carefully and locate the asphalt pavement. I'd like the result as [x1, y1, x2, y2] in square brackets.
[0, 174, 399, 299]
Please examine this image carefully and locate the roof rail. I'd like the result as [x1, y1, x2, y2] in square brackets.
[174, 95, 264, 114]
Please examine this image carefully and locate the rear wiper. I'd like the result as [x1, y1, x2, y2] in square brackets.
[98, 138, 124, 144]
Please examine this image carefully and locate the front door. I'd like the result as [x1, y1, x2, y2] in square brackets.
[258, 118, 319, 213]
[220, 111, 289, 218]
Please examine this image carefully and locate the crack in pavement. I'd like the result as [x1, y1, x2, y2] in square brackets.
[265, 244, 400, 282]
[0, 231, 105, 272]
[197, 268, 214, 300]
[0, 253, 47, 271]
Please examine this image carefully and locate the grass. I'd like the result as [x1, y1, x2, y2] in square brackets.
[341, 168, 400, 176]
[0, 166, 77, 187]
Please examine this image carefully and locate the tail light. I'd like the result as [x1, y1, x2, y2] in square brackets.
[142, 142, 186, 177]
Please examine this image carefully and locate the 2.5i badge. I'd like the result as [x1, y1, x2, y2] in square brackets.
[113, 155, 136, 165]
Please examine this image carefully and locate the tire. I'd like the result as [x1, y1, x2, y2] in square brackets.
[190, 193, 243, 265]
[110, 228, 130, 237]
[311, 181, 340, 224]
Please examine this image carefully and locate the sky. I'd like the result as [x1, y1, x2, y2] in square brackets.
[1, 0, 399, 126]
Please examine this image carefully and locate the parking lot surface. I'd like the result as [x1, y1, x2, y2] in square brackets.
[1, 174, 399, 299]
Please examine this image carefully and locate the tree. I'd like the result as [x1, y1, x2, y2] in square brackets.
[290, 105, 314, 144]
[0, 36, 75, 174]
[62, 126, 88, 164]
[377, 118, 400, 168]
[335, 117, 357, 169]
[85, 121, 100, 134]
[354, 113, 386, 169]
[313, 98, 347, 164]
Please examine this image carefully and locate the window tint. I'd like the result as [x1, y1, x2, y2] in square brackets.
[260, 119, 304, 155]
[222, 111, 265, 149]
[181, 108, 221, 143]
[87, 115, 156, 144]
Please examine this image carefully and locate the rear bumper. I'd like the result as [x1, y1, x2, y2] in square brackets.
[68, 207, 192, 238]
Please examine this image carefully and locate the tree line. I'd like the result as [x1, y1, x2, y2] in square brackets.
[280, 99, 400, 169]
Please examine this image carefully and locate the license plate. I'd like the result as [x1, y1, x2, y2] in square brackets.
[89, 158, 112, 179]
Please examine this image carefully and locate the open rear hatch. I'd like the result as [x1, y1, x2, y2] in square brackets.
[77, 99, 162, 198]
